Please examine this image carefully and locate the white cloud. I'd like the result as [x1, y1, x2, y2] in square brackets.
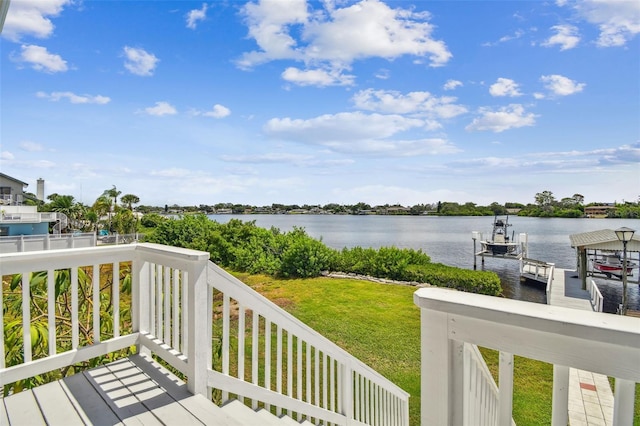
[570, 0, 640, 47]
[237, 0, 309, 68]
[352, 89, 467, 120]
[540, 74, 585, 96]
[489, 78, 522, 97]
[141, 101, 177, 116]
[282, 67, 355, 87]
[186, 3, 208, 29]
[19, 141, 44, 152]
[15, 44, 68, 73]
[203, 104, 231, 118]
[0, 151, 15, 160]
[123, 46, 159, 76]
[542, 24, 580, 50]
[443, 79, 463, 91]
[375, 68, 390, 80]
[221, 153, 314, 165]
[237, 0, 451, 86]
[1, 0, 71, 42]
[264, 111, 460, 156]
[466, 104, 537, 133]
[36, 91, 111, 104]
[482, 29, 525, 47]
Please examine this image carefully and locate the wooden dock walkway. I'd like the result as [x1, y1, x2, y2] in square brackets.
[549, 268, 614, 426]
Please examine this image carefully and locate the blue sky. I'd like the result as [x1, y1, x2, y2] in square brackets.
[1, 0, 639, 208]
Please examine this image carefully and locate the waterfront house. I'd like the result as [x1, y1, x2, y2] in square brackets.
[584, 205, 617, 218]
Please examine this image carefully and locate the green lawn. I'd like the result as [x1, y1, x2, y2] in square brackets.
[235, 274, 571, 425]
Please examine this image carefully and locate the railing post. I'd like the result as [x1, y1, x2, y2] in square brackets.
[186, 258, 210, 396]
[341, 363, 354, 425]
[612, 378, 635, 426]
[420, 309, 457, 425]
[498, 352, 513, 426]
[551, 365, 569, 426]
[132, 254, 151, 356]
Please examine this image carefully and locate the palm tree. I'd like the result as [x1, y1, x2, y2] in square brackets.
[121, 194, 140, 211]
[104, 185, 122, 208]
[92, 195, 113, 232]
[48, 194, 86, 231]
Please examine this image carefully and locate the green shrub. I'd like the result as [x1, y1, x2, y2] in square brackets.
[140, 213, 167, 228]
[335, 246, 430, 280]
[146, 215, 501, 294]
[406, 263, 502, 295]
[278, 229, 337, 278]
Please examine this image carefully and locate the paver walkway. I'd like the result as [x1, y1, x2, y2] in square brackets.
[549, 269, 614, 426]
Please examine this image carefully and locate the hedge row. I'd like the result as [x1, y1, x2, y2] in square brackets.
[146, 215, 502, 296]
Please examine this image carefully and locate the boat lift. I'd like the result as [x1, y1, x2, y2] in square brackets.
[471, 230, 528, 269]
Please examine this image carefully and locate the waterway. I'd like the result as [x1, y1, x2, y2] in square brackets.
[208, 214, 640, 313]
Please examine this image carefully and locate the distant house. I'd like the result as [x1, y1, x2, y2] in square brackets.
[0, 172, 29, 205]
[0, 174, 65, 236]
[584, 205, 617, 218]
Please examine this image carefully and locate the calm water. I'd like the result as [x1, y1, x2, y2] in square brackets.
[209, 214, 640, 313]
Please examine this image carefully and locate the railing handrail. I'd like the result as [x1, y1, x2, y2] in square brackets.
[545, 263, 555, 297]
[0, 211, 63, 223]
[586, 277, 604, 312]
[414, 286, 639, 425]
[207, 261, 409, 400]
[414, 287, 638, 375]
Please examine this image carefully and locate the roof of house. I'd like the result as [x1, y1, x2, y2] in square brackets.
[569, 228, 640, 252]
[0, 172, 29, 187]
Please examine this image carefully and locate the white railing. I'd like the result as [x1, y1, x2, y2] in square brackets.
[0, 244, 209, 396]
[0, 211, 61, 224]
[0, 232, 142, 253]
[51, 212, 68, 235]
[0, 244, 408, 426]
[586, 277, 604, 312]
[414, 287, 639, 426]
[461, 343, 507, 425]
[206, 262, 409, 425]
[0, 232, 97, 253]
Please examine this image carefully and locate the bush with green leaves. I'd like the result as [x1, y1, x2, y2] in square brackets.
[335, 246, 431, 280]
[406, 263, 502, 295]
[278, 228, 337, 278]
[145, 215, 501, 294]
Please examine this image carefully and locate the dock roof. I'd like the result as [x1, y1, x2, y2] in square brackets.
[569, 228, 640, 252]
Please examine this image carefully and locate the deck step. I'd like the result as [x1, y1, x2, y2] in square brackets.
[221, 399, 311, 425]
[255, 407, 305, 425]
[221, 400, 282, 425]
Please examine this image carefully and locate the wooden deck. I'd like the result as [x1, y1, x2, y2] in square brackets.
[1, 354, 239, 426]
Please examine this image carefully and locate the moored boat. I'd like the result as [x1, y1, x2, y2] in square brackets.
[593, 253, 637, 277]
[479, 215, 522, 257]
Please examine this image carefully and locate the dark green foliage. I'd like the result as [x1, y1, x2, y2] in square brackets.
[406, 263, 502, 295]
[278, 228, 337, 278]
[140, 213, 167, 228]
[145, 215, 501, 295]
[335, 246, 501, 295]
[335, 246, 431, 281]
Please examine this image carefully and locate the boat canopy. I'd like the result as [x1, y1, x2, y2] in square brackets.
[570, 229, 640, 253]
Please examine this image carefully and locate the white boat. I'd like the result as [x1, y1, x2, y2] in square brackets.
[479, 215, 521, 256]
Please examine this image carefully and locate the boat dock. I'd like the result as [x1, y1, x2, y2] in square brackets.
[548, 268, 614, 426]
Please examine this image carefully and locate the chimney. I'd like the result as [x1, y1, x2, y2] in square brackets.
[37, 178, 45, 201]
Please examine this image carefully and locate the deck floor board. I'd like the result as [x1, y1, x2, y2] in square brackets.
[32, 380, 86, 426]
[0, 354, 222, 426]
